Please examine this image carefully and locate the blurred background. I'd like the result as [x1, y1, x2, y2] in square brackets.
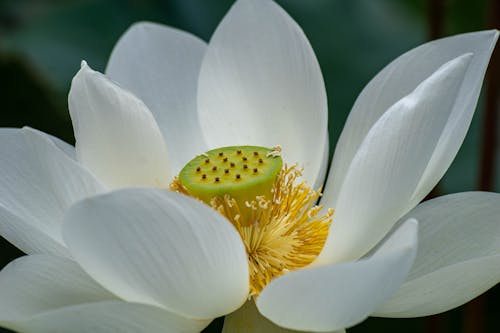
[0, 0, 498, 332]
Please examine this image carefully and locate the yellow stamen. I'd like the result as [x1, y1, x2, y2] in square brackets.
[171, 148, 333, 297]
[209, 164, 332, 296]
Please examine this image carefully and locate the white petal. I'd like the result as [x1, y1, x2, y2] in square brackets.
[5, 301, 209, 333]
[374, 192, 500, 317]
[0, 254, 114, 321]
[69, 62, 172, 189]
[317, 134, 330, 191]
[223, 301, 345, 333]
[41, 131, 76, 159]
[106, 22, 208, 171]
[197, 0, 328, 188]
[0, 205, 68, 257]
[0, 255, 208, 333]
[317, 53, 472, 265]
[63, 188, 249, 319]
[0, 128, 104, 255]
[256, 220, 418, 332]
[326, 30, 498, 208]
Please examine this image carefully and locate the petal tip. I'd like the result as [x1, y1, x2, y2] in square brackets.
[126, 21, 158, 33]
[75, 60, 96, 82]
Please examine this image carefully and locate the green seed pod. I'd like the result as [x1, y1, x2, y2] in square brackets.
[179, 146, 283, 206]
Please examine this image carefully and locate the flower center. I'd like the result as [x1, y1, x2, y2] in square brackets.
[171, 145, 333, 296]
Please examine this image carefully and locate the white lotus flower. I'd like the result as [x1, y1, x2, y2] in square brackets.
[0, 0, 499, 332]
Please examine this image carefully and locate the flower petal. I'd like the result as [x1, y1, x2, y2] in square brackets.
[197, 0, 328, 188]
[0, 127, 104, 255]
[374, 192, 500, 317]
[0, 255, 208, 333]
[0, 205, 68, 257]
[0, 254, 114, 321]
[106, 22, 208, 171]
[325, 30, 498, 207]
[7, 302, 209, 333]
[256, 219, 418, 332]
[223, 301, 345, 333]
[63, 188, 249, 319]
[317, 53, 472, 264]
[69, 62, 172, 189]
[43, 132, 76, 160]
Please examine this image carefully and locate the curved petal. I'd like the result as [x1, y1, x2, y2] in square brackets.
[0, 254, 114, 321]
[223, 301, 345, 333]
[318, 53, 472, 264]
[0, 127, 104, 255]
[69, 62, 172, 189]
[256, 220, 418, 332]
[42, 131, 76, 160]
[0, 205, 68, 257]
[5, 302, 209, 333]
[374, 192, 500, 317]
[106, 22, 208, 171]
[197, 0, 328, 188]
[63, 188, 249, 319]
[0, 255, 208, 333]
[326, 30, 498, 207]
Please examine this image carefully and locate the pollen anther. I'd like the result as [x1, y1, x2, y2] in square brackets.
[266, 145, 282, 158]
[172, 146, 331, 298]
[210, 164, 332, 296]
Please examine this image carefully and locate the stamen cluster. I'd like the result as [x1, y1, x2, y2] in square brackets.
[209, 165, 333, 296]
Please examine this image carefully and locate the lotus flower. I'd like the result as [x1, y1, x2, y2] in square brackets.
[0, 0, 498, 332]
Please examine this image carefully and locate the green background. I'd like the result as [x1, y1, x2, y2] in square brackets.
[0, 0, 498, 332]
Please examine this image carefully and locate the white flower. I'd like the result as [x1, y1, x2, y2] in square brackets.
[0, 0, 499, 332]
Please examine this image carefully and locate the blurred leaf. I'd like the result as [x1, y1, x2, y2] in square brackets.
[0, 53, 71, 141]
[2, 0, 169, 93]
